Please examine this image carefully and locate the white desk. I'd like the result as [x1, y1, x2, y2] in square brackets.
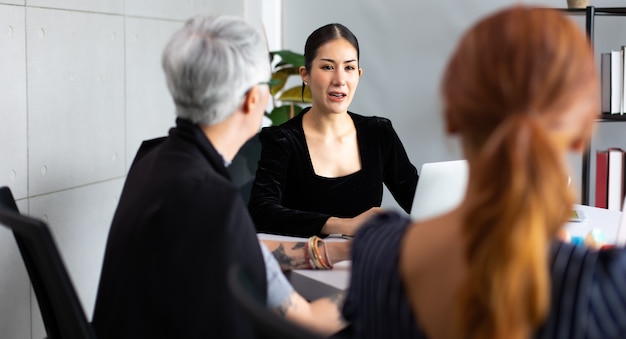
[258, 204, 623, 300]
[567, 204, 622, 243]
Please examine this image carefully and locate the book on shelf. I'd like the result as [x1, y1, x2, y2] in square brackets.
[612, 49, 622, 114]
[601, 52, 611, 114]
[595, 148, 626, 210]
[599, 48, 626, 115]
[622, 46, 626, 114]
[595, 149, 608, 208]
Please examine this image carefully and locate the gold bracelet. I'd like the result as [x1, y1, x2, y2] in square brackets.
[315, 238, 330, 269]
[311, 236, 324, 269]
[307, 236, 320, 269]
[309, 236, 332, 269]
[322, 240, 333, 269]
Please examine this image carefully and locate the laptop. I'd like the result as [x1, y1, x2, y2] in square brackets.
[410, 160, 469, 221]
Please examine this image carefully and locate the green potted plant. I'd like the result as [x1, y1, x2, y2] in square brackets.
[266, 50, 312, 126]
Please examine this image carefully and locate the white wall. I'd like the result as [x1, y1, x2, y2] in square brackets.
[282, 0, 626, 210]
[2, 0, 626, 338]
[0, 1, 260, 338]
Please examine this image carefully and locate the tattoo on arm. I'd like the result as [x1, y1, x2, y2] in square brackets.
[272, 244, 293, 269]
[276, 291, 297, 317]
[272, 242, 307, 270]
[327, 292, 348, 325]
[291, 242, 305, 250]
[327, 291, 346, 307]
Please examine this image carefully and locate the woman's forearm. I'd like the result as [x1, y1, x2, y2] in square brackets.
[321, 217, 352, 235]
[325, 241, 351, 264]
[261, 239, 350, 271]
[262, 240, 307, 270]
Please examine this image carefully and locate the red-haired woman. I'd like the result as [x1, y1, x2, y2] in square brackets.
[343, 5, 625, 339]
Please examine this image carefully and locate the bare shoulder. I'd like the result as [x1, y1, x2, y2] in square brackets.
[400, 212, 463, 276]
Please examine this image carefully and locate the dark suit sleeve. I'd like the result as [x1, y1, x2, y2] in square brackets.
[537, 242, 626, 339]
[343, 212, 421, 338]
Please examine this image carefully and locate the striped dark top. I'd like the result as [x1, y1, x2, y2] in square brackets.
[343, 212, 626, 339]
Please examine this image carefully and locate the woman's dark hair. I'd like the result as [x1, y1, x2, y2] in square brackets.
[301, 23, 360, 100]
[303, 23, 360, 73]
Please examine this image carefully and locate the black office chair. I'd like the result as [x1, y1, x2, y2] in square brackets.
[0, 186, 19, 212]
[0, 186, 97, 339]
[227, 263, 324, 339]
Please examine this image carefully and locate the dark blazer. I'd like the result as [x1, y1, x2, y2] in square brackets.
[92, 118, 266, 339]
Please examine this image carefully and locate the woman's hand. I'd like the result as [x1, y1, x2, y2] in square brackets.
[275, 290, 348, 336]
[322, 207, 384, 236]
[349, 207, 384, 235]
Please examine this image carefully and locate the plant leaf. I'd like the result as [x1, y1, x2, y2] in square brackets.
[271, 50, 305, 67]
[274, 66, 299, 76]
[265, 50, 309, 126]
[268, 105, 303, 125]
[278, 86, 312, 103]
[270, 67, 299, 95]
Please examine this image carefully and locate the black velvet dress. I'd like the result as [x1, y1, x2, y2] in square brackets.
[248, 107, 418, 237]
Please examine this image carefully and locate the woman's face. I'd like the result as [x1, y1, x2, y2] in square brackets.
[300, 38, 362, 115]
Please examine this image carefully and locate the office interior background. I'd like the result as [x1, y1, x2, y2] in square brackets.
[2, 0, 626, 337]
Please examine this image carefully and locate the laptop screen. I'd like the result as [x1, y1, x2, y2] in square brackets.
[410, 160, 468, 221]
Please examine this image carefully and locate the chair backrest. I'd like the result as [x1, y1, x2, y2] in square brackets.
[227, 263, 323, 339]
[0, 187, 96, 339]
[0, 186, 19, 212]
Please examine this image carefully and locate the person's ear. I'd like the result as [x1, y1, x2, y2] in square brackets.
[299, 66, 308, 84]
[569, 136, 586, 153]
[445, 109, 459, 134]
[570, 121, 595, 153]
[242, 85, 262, 114]
[358, 68, 363, 77]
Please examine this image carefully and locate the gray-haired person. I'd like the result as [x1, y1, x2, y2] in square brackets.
[92, 15, 347, 339]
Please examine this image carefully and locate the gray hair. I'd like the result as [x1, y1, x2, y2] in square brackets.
[162, 15, 270, 126]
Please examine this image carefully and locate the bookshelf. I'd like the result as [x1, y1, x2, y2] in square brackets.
[562, 6, 626, 205]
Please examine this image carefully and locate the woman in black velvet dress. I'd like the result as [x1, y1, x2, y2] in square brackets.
[248, 23, 418, 238]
